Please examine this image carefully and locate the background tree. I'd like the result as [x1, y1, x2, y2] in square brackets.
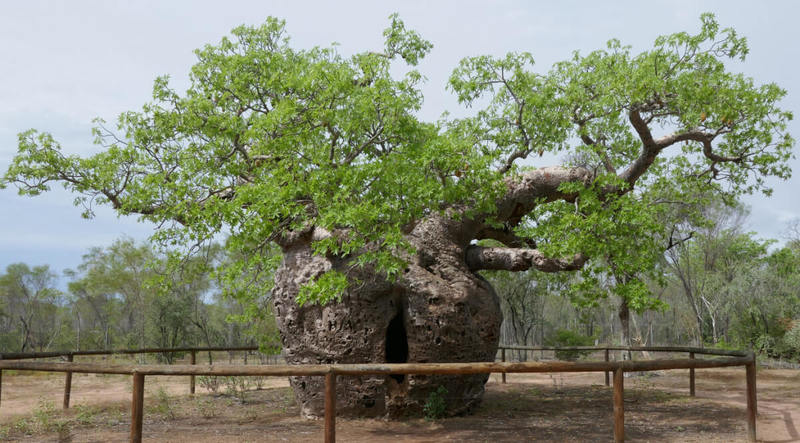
[485, 270, 566, 356]
[2, 14, 794, 416]
[666, 204, 759, 344]
[64, 238, 252, 361]
[0, 263, 63, 352]
[67, 238, 157, 357]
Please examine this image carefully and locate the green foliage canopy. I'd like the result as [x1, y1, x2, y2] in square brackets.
[3, 14, 794, 305]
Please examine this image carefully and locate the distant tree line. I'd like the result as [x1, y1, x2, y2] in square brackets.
[0, 238, 277, 361]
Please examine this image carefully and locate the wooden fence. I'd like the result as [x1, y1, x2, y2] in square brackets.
[0, 345, 757, 443]
[496, 344, 746, 394]
[0, 345, 262, 361]
[0, 345, 270, 406]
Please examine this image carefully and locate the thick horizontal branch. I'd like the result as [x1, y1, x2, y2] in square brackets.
[467, 166, 592, 259]
[492, 166, 593, 227]
[654, 129, 709, 148]
[465, 245, 587, 272]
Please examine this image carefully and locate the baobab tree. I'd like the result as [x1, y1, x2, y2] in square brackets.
[3, 14, 793, 416]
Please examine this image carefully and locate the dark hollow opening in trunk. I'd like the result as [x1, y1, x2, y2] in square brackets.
[385, 310, 408, 384]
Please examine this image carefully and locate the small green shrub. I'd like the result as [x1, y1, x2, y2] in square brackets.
[198, 375, 222, 394]
[73, 404, 101, 425]
[546, 329, 594, 361]
[13, 418, 33, 435]
[32, 399, 57, 431]
[709, 338, 737, 350]
[195, 398, 218, 419]
[223, 376, 251, 402]
[153, 388, 175, 419]
[773, 321, 800, 361]
[251, 375, 267, 390]
[11, 398, 66, 435]
[755, 329, 799, 360]
[423, 386, 448, 420]
[784, 322, 800, 351]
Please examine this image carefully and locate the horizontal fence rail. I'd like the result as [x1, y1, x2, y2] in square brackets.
[0, 355, 755, 376]
[0, 345, 757, 443]
[496, 344, 749, 357]
[0, 345, 264, 360]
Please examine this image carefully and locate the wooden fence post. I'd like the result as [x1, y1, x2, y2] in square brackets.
[689, 352, 695, 397]
[613, 367, 625, 443]
[63, 354, 74, 409]
[131, 373, 145, 443]
[746, 357, 757, 442]
[501, 348, 506, 384]
[190, 351, 196, 395]
[604, 349, 610, 387]
[325, 372, 336, 443]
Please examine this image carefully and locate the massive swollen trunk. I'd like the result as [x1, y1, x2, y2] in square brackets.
[271, 167, 592, 417]
[272, 215, 502, 418]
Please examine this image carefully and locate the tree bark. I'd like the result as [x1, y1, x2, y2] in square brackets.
[274, 215, 504, 417]
[272, 168, 598, 417]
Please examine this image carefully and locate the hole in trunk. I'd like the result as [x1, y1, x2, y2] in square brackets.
[385, 310, 408, 384]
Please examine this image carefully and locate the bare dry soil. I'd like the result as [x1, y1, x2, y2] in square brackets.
[1, 367, 798, 442]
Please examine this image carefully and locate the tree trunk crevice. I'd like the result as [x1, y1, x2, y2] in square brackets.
[273, 218, 502, 418]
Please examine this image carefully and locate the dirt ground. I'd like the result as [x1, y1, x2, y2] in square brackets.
[0, 367, 797, 442]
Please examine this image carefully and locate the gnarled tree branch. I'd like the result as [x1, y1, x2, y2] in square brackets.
[618, 109, 663, 187]
[489, 166, 593, 230]
[465, 245, 587, 272]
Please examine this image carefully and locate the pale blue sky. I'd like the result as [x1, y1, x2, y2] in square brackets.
[1, 0, 798, 281]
